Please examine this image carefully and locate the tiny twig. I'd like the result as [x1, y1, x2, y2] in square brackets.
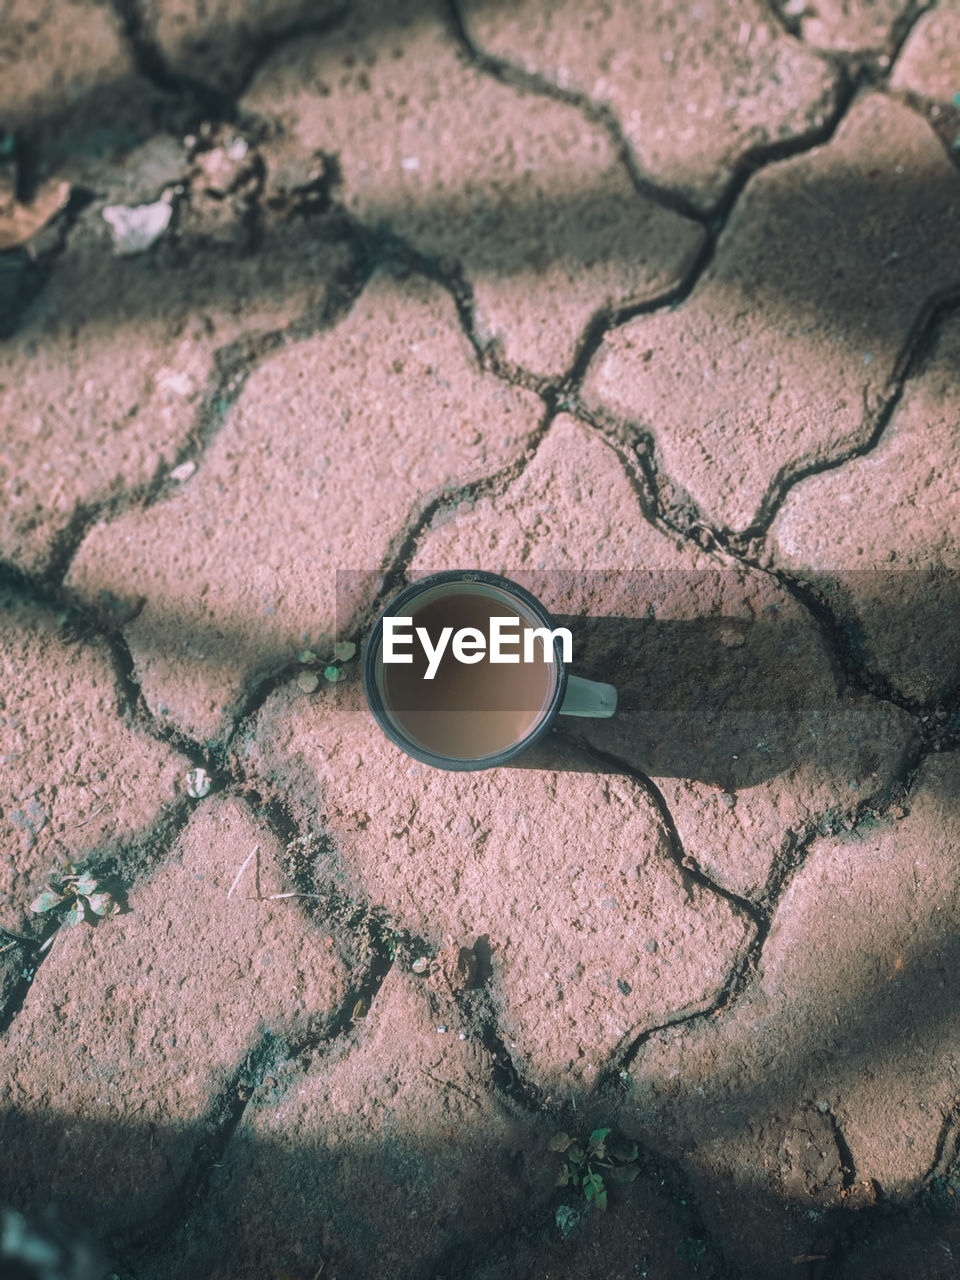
[227, 844, 259, 899]
[259, 891, 326, 900]
[66, 804, 106, 830]
[0, 925, 36, 945]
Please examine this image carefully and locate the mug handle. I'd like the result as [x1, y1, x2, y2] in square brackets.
[558, 674, 618, 719]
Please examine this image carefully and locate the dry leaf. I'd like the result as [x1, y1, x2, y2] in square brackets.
[0, 179, 70, 251]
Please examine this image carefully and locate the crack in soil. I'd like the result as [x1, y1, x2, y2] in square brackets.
[0, 789, 197, 1037]
[39, 223, 371, 594]
[738, 287, 960, 544]
[108, 0, 353, 121]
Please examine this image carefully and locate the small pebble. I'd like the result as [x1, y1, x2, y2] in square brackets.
[102, 194, 173, 256]
[411, 956, 428, 974]
[169, 460, 197, 483]
[458, 1031, 467, 1040]
[185, 766, 212, 798]
[436, 1025, 448, 1034]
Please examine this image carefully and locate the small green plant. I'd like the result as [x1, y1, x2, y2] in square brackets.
[29, 865, 119, 926]
[298, 640, 357, 688]
[550, 1126, 639, 1211]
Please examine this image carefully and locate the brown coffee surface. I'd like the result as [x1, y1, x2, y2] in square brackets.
[380, 589, 555, 759]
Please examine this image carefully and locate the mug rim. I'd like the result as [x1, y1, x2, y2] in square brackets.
[362, 569, 569, 771]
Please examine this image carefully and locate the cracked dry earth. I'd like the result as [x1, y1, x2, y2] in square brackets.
[2, 1, 960, 1278]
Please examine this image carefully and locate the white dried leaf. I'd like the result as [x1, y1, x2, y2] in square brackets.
[102, 194, 173, 255]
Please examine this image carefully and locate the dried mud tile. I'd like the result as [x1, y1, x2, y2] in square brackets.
[768, 313, 960, 704]
[0, 588, 190, 913]
[241, 679, 753, 1097]
[1, 174, 354, 578]
[890, 7, 960, 111]
[64, 272, 543, 743]
[581, 94, 960, 536]
[460, 0, 839, 210]
[128, 965, 553, 1280]
[412, 414, 919, 900]
[0, 797, 350, 1238]
[241, 0, 705, 378]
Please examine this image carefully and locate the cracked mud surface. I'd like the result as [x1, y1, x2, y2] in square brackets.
[3, 2, 960, 1277]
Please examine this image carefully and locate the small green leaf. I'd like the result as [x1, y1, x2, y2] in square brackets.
[85, 892, 115, 917]
[333, 641, 356, 662]
[567, 1144, 585, 1165]
[555, 1168, 571, 1187]
[609, 1140, 639, 1162]
[583, 1171, 605, 1202]
[548, 1132, 574, 1153]
[324, 665, 340, 683]
[64, 900, 85, 926]
[298, 649, 318, 664]
[30, 889, 64, 914]
[74, 872, 97, 897]
[589, 1128, 611, 1145]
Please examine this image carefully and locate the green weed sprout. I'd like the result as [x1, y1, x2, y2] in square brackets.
[29, 866, 119, 926]
[550, 1126, 640, 1211]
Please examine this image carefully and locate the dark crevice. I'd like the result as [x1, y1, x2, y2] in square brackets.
[0, 920, 60, 1039]
[557, 733, 764, 926]
[734, 287, 960, 545]
[373, 400, 558, 605]
[462, 990, 549, 1114]
[452, 0, 860, 238]
[546, 733, 768, 1089]
[108, 0, 353, 124]
[885, 0, 939, 68]
[926, 1109, 960, 1183]
[238, 794, 415, 1031]
[767, 566, 959, 731]
[562, 229, 715, 394]
[42, 228, 371, 593]
[832, 1112, 859, 1194]
[0, 789, 198, 1039]
[447, 0, 705, 227]
[113, 1026, 290, 1257]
